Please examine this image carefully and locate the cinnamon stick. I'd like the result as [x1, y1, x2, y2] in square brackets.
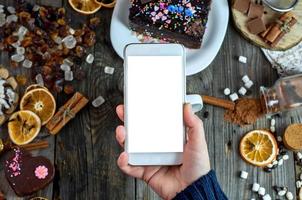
[202, 95, 235, 111]
[19, 141, 49, 151]
[46, 92, 89, 135]
[271, 18, 297, 47]
[262, 12, 297, 46]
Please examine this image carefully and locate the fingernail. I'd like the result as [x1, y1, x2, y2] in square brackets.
[185, 103, 193, 114]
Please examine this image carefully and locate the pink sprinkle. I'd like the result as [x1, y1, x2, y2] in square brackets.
[161, 16, 167, 21]
[166, 19, 171, 24]
[163, 9, 169, 14]
[157, 12, 163, 17]
[159, 3, 165, 9]
[35, 165, 48, 179]
[151, 11, 156, 16]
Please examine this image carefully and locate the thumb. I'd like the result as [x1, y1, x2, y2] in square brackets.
[183, 103, 205, 144]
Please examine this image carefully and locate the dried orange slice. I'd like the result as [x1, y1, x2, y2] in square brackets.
[25, 84, 48, 93]
[69, 0, 102, 15]
[239, 130, 278, 167]
[20, 88, 56, 125]
[8, 111, 41, 145]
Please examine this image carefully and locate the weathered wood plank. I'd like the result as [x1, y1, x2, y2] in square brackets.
[53, 1, 135, 199]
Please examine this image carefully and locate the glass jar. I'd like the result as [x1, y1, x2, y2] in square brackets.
[260, 74, 302, 115]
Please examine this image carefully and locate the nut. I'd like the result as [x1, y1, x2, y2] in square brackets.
[6, 77, 18, 90]
[0, 67, 9, 79]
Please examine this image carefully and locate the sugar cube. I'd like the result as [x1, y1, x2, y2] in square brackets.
[258, 187, 265, 196]
[262, 194, 271, 200]
[242, 75, 250, 83]
[244, 80, 254, 89]
[252, 183, 260, 192]
[240, 170, 248, 179]
[64, 71, 74, 81]
[22, 59, 32, 68]
[35, 74, 44, 86]
[86, 54, 94, 64]
[104, 66, 115, 75]
[92, 96, 105, 107]
[239, 56, 247, 64]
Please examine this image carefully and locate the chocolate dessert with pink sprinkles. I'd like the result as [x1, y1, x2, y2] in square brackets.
[129, 0, 212, 49]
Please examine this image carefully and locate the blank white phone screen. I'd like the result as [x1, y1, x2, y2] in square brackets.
[126, 56, 184, 153]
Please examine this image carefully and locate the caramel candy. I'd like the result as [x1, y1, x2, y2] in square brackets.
[248, 3, 264, 19]
[247, 17, 266, 35]
[233, 0, 251, 14]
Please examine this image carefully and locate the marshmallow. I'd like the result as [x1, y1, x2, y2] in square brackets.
[283, 154, 289, 160]
[266, 163, 273, 168]
[230, 93, 239, 102]
[239, 56, 247, 64]
[272, 160, 278, 166]
[271, 119, 276, 126]
[258, 187, 265, 196]
[262, 194, 271, 200]
[297, 152, 302, 160]
[238, 87, 247, 96]
[270, 126, 276, 133]
[244, 80, 254, 89]
[296, 180, 302, 188]
[224, 88, 231, 96]
[278, 190, 287, 196]
[286, 191, 294, 200]
[278, 159, 284, 166]
[252, 183, 260, 192]
[240, 171, 248, 179]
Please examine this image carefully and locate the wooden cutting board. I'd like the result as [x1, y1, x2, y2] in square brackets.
[231, 0, 302, 51]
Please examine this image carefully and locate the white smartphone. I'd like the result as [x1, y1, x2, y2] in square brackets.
[124, 43, 186, 166]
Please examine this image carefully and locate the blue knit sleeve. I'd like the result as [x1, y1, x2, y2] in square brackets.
[173, 170, 228, 200]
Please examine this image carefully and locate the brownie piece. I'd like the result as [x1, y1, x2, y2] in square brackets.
[5, 148, 55, 197]
[129, 0, 212, 49]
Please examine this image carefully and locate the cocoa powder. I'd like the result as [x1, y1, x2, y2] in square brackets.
[224, 98, 264, 126]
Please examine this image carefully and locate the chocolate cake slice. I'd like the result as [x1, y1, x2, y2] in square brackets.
[129, 0, 212, 49]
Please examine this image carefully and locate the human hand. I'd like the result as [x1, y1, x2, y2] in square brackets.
[115, 104, 211, 200]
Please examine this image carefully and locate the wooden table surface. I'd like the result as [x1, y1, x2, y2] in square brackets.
[1, 0, 302, 199]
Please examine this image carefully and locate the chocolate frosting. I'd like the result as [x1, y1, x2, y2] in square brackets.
[129, 0, 211, 48]
[4, 148, 55, 197]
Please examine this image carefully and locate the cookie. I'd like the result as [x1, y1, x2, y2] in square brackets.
[283, 124, 302, 151]
[4, 148, 54, 197]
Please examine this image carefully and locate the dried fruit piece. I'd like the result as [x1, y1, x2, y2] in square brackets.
[20, 87, 56, 125]
[68, 0, 102, 15]
[240, 130, 278, 167]
[8, 110, 41, 145]
[64, 84, 74, 94]
[16, 75, 27, 86]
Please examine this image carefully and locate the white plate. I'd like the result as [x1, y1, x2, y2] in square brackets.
[110, 0, 229, 76]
